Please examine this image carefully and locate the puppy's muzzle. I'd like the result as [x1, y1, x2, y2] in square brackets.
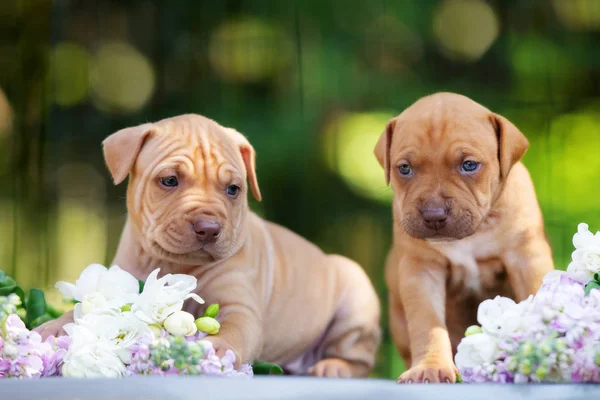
[418, 201, 449, 231]
[193, 220, 222, 243]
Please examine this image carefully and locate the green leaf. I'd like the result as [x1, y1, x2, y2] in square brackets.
[26, 289, 47, 328]
[594, 273, 599, 281]
[31, 313, 54, 328]
[252, 361, 284, 375]
[138, 280, 145, 293]
[585, 281, 600, 296]
[0, 271, 26, 305]
[456, 373, 463, 383]
[45, 305, 64, 319]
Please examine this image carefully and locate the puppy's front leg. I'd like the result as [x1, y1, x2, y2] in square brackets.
[209, 302, 263, 366]
[504, 230, 554, 301]
[396, 254, 457, 384]
[192, 278, 264, 367]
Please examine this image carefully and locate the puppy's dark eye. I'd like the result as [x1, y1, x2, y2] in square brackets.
[226, 185, 240, 197]
[159, 176, 178, 187]
[461, 160, 479, 173]
[398, 164, 413, 176]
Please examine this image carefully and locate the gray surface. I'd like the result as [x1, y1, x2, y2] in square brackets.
[1, 377, 599, 400]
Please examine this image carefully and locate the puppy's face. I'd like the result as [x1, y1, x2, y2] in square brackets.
[375, 93, 529, 241]
[102, 115, 261, 264]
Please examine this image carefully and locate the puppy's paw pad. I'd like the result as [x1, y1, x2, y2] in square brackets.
[397, 363, 457, 384]
[308, 358, 353, 378]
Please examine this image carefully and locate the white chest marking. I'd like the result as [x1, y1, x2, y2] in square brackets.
[429, 229, 500, 294]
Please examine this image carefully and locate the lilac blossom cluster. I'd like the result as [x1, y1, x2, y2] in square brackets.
[126, 331, 252, 377]
[456, 223, 600, 383]
[0, 314, 69, 378]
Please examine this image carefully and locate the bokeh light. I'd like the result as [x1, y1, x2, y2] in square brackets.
[363, 15, 423, 73]
[323, 111, 395, 204]
[510, 35, 587, 101]
[51, 42, 90, 107]
[433, 0, 499, 62]
[209, 17, 293, 83]
[553, 0, 600, 31]
[55, 163, 108, 287]
[90, 41, 155, 114]
[536, 108, 600, 214]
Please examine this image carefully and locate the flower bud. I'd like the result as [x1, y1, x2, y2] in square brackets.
[121, 304, 131, 312]
[195, 317, 220, 335]
[203, 304, 220, 318]
[507, 358, 518, 371]
[519, 361, 531, 376]
[149, 324, 163, 338]
[539, 342, 552, 355]
[7, 294, 21, 307]
[595, 353, 600, 366]
[535, 367, 547, 380]
[464, 325, 482, 336]
[163, 311, 198, 337]
[520, 342, 534, 357]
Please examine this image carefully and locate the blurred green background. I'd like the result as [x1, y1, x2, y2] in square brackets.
[2, 0, 600, 379]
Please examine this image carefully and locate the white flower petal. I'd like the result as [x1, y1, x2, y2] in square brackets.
[54, 281, 79, 300]
[75, 264, 109, 296]
[185, 293, 205, 304]
[455, 333, 498, 370]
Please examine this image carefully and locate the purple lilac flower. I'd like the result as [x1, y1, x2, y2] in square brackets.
[459, 274, 600, 383]
[41, 335, 71, 377]
[126, 332, 253, 377]
[0, 314, 55, 378]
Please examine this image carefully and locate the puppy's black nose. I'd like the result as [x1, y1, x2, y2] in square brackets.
[193, 220, 221, 243]
[420, 208, 448, 230]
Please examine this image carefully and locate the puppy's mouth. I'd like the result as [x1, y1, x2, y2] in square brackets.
[401, 210, 478, 241]
[146, 225, 229, 263]
[148, 238, 220, 264]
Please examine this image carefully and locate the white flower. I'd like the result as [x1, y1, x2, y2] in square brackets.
[61, 324, 126, 378]
[131, 268, 204, 325]
[477, 296, 530, 337]
[163, 311, 198, 337]
[75, 311, 153, 363]
[80, 292, 108, 315]
[56, 264, 140, 319]
[454, 333, 498, 370]
[566, 223, 600, 284]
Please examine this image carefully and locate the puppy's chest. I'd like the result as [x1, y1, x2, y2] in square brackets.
[431, 231, 507, 297]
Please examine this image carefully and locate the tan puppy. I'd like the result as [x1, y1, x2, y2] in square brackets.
[375, 93, 554, 383]
[37, 114, 381, 378]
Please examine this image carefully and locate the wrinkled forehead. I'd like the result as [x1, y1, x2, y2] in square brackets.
[135, 117, 244, 177]
[392, 104, 498, 156]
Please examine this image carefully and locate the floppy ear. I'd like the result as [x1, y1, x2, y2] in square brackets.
[374, 118, 397, 185]
[225, 128, 262, 202]
[102, 123, 153, 185]
[490, 113, 529, 180]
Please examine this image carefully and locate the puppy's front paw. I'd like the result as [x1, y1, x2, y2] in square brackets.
[397, 361, 458, 384]
[205, 336, 242, 367]
[33, 315, 72, 340]
[308, 358, 354, 378]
